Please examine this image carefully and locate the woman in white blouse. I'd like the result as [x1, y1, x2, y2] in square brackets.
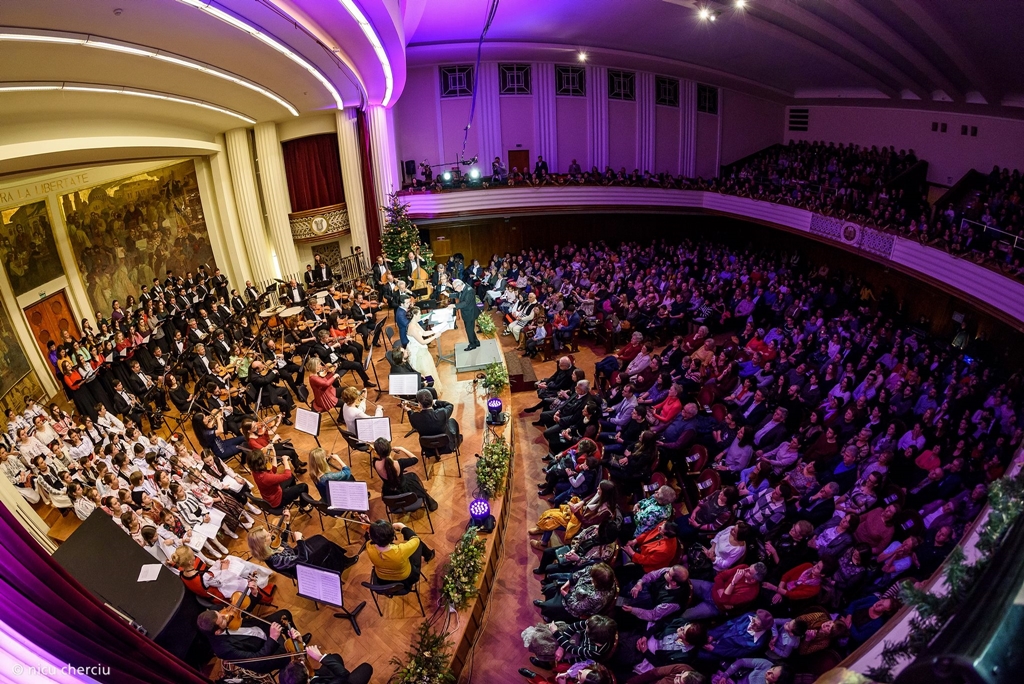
[340, 386, 383, 433]
[705, 522, 751, 572]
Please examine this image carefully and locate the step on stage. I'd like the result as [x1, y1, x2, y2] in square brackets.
[453, 337, 503, 373]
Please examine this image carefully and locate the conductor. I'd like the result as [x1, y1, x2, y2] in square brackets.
[451, 279, 479, 351]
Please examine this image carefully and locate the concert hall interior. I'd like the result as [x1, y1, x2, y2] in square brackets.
[5, 2, 1024, 684]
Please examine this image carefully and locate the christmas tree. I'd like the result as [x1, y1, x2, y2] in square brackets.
[381, 192, 433, 272]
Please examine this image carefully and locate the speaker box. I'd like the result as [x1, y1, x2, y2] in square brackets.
[404, 159, 417, 177]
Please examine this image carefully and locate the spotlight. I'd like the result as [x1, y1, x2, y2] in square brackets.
[709, 13, 716, 21]
[735, 0, 746, 7]
[698, 7, 711, 20]
[469, 168, 480, 179]
[486, 397, 507, 426]
[578, 51, 587, 62]
[468, 497, 495, 532]
[442, 171, 452, 182]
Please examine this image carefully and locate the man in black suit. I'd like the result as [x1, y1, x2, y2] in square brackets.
[126, 360, 166, 412]
[752, 406, 788, 452]
[111, 379, 147, 429]
[246, 361, 295, 424]
[211, 267, 230, 301]
[303, 264, 317, 289]
[196, 607, 305, 675]
[312, 254, 333, 286]
[372, 255, 390, 295]
[280, 646, 372, 684]
[244, 281, 261, 303]
[191, 343, 216, 379]
[450, 279, 479, 351]
[534, 379, 590, 449]
[408, 388, 461, 454]
[283, 279, 306, 305]
[524, 356, 577, 413]
[209, 329, 234, 366]
[310, 331, 374, 388]
[230, 289, 247, 314]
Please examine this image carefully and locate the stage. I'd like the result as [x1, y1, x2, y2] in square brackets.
[452, 337, 503, 373]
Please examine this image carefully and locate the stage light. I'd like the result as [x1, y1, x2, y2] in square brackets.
[442, 171, 452, 182]
[486, 397, 507, 426]
[578, 51, 588, 62]
[698, 7, 711, 20]
[469, 168, 480, 179]
[735, 0, 746, 8]
[468, 497, 495, 532]
[709, 13, 716, 21]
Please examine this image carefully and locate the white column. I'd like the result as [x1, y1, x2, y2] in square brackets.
[367, 105, 400, 229]
[637, 72, 656, 173]
[336, 109, 370, 255]
[476, 62, 502, 174]
[587, 65, 608, 171]
[253, 122, 299, 278]
[533, 62, 558, 172]
[195, 148, 253, 288]
[224, 127, 276, 284]
[680, 80, 697, 178]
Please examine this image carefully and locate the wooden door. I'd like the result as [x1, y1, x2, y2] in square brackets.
[508, 149, 530, 175]
[24, 291, 79, 365]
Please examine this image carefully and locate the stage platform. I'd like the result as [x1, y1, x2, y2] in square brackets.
[452, 337, 503, 373]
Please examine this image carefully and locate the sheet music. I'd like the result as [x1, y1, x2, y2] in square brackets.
[388, 373, 420, 397]
[428, 307, 454, 325]
[327, 480, 370, 512]
[186, 532, 208, 552]
[355, 416, 391, 443]
[430, 320, 454, 335]
[220, 475, 244, 492]
[294, 408, 321, 437]
[295, 563, 343, 607]
[137, 564, 162, 582]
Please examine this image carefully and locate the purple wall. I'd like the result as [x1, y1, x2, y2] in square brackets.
[393, 65, 439, 170]
[439, 98, 477, 166]
[608, 99, 638, 171]
[655, 105, 681, 175]
[695, 111, 720, 178]
[499, 96, 535, 163]
[557, 98, 588, 173]
[721, 90, 785, 166]
[789, 105, 1024, 185]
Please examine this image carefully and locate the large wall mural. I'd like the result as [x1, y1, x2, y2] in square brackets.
[0, 294, 35, 410]
[0, 200, 64, 296]
[60, 160, 217, 316]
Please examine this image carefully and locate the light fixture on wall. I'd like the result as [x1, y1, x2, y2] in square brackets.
[577, 51, 588, 62]
[336, 0, 394, 106]
[0, 28, 298, 116]
[175, 0, 344, 108]
[0, 81, 256, 123]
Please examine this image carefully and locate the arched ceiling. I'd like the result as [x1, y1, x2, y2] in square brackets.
[404, 0, 1024, 108]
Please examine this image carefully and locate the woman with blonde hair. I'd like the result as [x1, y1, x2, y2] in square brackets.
[340, 385, 382, 432]
[308, 447, 355, 501]
[247, 510, 356, 574]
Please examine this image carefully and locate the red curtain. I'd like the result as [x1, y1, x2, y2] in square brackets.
[0, 504, 208, 683]
[281, 133, 345, 213]
[357, 109, 383, 261]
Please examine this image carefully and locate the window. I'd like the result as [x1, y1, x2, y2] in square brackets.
[439, 65, 474, 98]
[697, 84, 718, 114]
[499, 64, 532, 95]
[788, 108, 809, 132]
[555, 65, 586, 97]
[608, 70, 636, 101]
[655, 76, 679, 107]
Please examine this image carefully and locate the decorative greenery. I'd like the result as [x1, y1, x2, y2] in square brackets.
[481, 361, 508, 393]
[440, 528, 487, 610]
[476, 435, 511, 499]
[389, 620, 455, 684]
[476, 310, 497, 338]
[381, 192, 433, 272]
[866, 473, 1024, 682]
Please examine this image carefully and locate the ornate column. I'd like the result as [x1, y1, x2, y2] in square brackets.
[367, 105, 400, 229]
[224, 128, 276, 284]
[637, 72, 656, 173]
[195, 145, 253, 288]
[680, 80, 697, 178]
[534, 62, 558, 171]
[253, 122, 300, 278]
[587, 65, 608, 171]
[336, 109, 370, 256]
[476, 62, 502, 172]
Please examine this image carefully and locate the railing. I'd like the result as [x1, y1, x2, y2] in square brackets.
[961, 217, 1024, 258]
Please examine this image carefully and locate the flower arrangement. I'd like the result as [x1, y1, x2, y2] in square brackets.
[389, 620, 455, 684]
[481, 361, 508, 394]
[476, 311, 497, 338]
[476, 435, 511, 499]
[440, 528, 487, 610]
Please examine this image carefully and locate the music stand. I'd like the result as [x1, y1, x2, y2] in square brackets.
[294, 563, 365, 636]
[294, 408, 321, 447]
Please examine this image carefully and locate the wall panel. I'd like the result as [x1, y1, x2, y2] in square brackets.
[608, 99, 638, 172]
[555, 98, 588, 173]
[655, 105, 681, 175]
[695, 111, 720, 178]
[499, 96, 535, 165]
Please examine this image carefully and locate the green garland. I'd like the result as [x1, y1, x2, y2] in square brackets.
[476, 435, 511, 499]
[476, 311, 497, 338]
[440, 528, 487, 610]
[866, 473, 1024, 682]
[481, 361, 508, 394]
[389, 620, 455, 684]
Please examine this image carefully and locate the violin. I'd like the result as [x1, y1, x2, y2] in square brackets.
[219, 580, 259, 631]
[280, 615, 316, 676]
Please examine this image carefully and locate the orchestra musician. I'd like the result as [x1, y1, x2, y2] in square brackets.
[311, 254, 334, 287]
[280, 646, 373, 684]
[309, 329, 375, 389]
[245, 361, 296, 425]
[407, 388, 462, 456]
[261, 339, 306, 401]
[196, 604, 309, 675]
[283, 279, 306, 305]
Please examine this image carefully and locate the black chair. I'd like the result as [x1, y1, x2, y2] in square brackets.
[418, 433, 462, 480]
[246, 491, 292, 526]
[339, 428, 374, 478]
[382, 492, 434, 534]
[384, 326, 396, 349]
[361, 568, 426, 617]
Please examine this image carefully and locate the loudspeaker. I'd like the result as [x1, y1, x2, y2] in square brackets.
[404, 160, 417, 177]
